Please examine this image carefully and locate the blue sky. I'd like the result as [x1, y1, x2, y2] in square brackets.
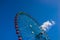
[0, 0, 60, 40]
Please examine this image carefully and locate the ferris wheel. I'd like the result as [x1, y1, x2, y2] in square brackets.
[14, 12, 50, 40]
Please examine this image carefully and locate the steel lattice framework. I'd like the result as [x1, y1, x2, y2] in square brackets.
[14, 12, 50, 40]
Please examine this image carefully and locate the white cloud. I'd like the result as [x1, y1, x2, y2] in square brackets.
[40, 20, 55, 31]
